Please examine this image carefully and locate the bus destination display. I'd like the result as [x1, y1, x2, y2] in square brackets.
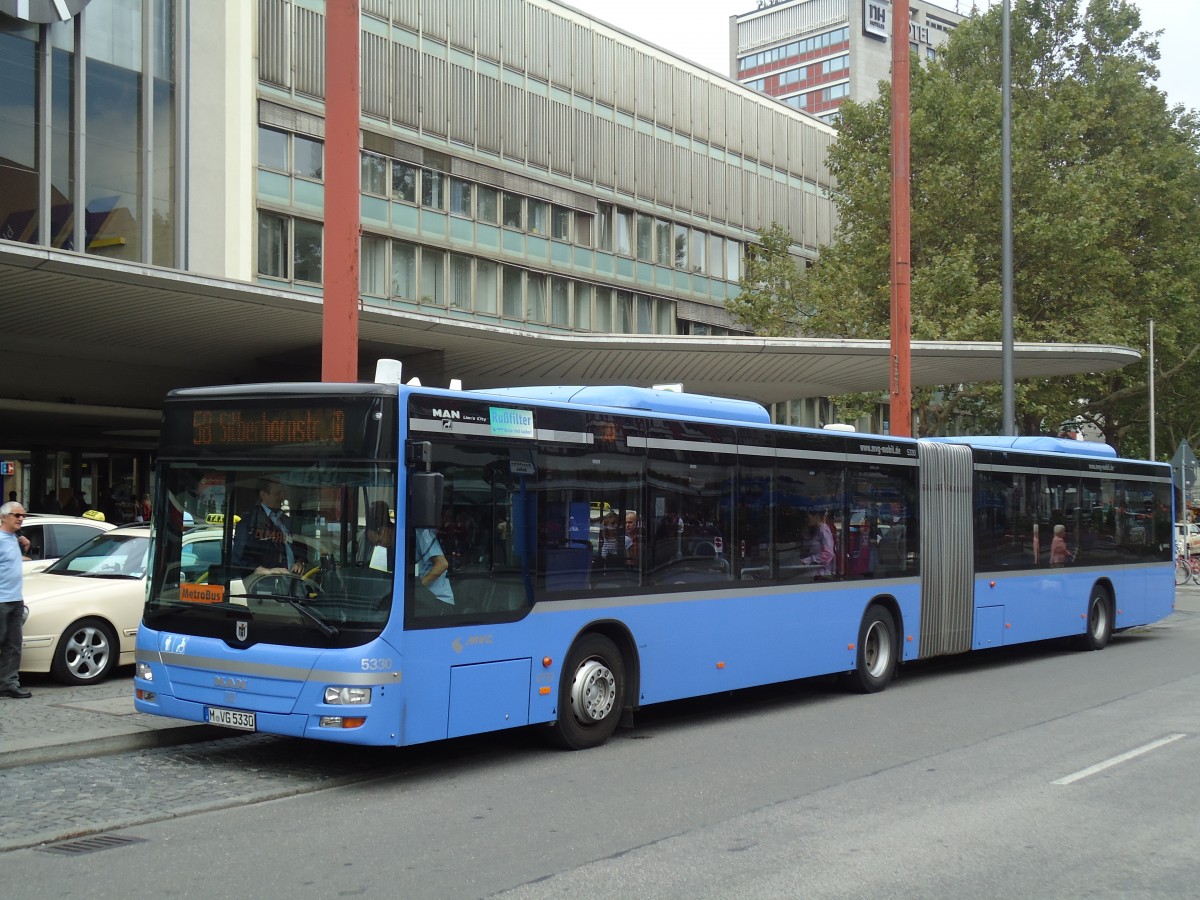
[191, 408, 345, 448]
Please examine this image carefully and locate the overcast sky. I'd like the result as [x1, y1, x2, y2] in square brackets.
[564, 0, 1199, 113]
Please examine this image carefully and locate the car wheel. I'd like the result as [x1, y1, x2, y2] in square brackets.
[51, 617, 119, 685]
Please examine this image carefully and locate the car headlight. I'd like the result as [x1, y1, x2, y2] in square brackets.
[324, 686, 371, 705]
[136, 661, 154, 682]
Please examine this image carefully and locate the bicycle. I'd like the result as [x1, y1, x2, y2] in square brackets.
[1175, 553, 1200, 586]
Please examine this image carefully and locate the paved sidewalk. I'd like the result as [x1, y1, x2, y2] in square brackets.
[0, 673, 223, 769]
[2, 586, 1196, 770]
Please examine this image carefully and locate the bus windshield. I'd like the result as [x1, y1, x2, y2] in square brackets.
[145, 461, 398, 648]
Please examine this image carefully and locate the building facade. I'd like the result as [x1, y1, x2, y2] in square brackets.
[0, 0, 842, 511]
[731, 0, 965, 122]
[0, 0, 1139, 512]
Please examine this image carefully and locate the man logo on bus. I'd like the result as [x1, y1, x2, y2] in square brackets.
[433, 408, 461, 420]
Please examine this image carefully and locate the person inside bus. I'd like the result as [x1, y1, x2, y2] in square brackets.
[366, 501, 396, 572]
[415, 526, 454, 605]
[800, 509, 836, 579]
[1050, 524, 1075, 567]
[598, 511, 627, 562]
[624, 510, 640, 568]
[232, 478, 308, 577]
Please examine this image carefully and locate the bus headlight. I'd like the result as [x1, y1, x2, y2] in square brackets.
[136, 662, 154, 682]
[324, 686, 371, 705]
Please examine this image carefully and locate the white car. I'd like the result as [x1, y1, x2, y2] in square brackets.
[20, 524, 223, 685]
[19, 512, 116, 575]
[1176, 522, 1200, 556]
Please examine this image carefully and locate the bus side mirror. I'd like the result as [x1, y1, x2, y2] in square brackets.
[410, 472, 444, 528]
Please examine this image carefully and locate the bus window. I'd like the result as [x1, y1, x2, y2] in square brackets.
[645, 419, 735, 588]
[775, 459, 842, 582]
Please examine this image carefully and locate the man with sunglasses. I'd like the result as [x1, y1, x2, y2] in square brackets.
[0, 501, 32, 698]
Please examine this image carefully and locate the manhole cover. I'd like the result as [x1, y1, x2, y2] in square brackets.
[40, 834, 147, 855]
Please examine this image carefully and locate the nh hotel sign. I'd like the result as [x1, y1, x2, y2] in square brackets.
[864, 0, 932, 44]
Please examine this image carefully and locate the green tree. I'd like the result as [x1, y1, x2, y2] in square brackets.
[799, 0, 1200, 450]
[726, 223, 806, 337]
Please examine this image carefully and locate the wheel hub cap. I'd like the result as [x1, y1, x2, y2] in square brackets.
[571, 659, 616, 724]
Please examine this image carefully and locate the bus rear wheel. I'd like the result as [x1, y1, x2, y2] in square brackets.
[546, 634, 625, 750]
[848, 605, 897, 694]
[1078, 586, 1113, 651]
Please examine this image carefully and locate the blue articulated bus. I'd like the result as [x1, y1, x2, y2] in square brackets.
[134, 375, 1175, 749]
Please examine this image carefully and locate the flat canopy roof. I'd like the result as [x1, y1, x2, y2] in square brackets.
[1, 244, 1140, 447]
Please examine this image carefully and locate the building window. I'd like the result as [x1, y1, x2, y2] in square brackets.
[551, 276, 570, 326]
[256, 212, 321, 284]
[575, 210, 593, 247]
[422, 170, 445, 209]
[293, 135, 323, 179]
[615, 290, 634, 332]
[449, 253, 472, 308]
[551, 205, 571, 240]
[261, 126, 324, 181]
[257, 212, 287, 278]
[707, 233, 724, 279]
[574, 283, 592, 330]
[420, 247, 445, 304]
[391, 241, 417, 299]
[392, 162, 417, 203]
[476, 258, 498, 314]
[502, 265, 523, 318]
[636, 214, 654, 261]
[528, 199, 549, 234]
[361, 153, 386, 195]
[595, 287, 612, 331]
[502, 192, 524, 228]
[527, 272, 547, 322]
[673, 223, 688, 269]
[292, 218, 323, 284]
[258, 126, 289, 171]
[655, 220, 672, 266]
[596, 202, 613, 252]
[689, 228, 706, 273]
[477, 185, 498, 223]
[614, 207, 633, 256]
[449, 177, 472, 217]
[361, 235, 387, 295]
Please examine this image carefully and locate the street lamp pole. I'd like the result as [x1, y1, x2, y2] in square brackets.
[1001, 0, 1015, 435]
[1148, 318, 1156, 459]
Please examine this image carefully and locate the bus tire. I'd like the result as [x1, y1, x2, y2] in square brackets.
[546, 633, 625, 750]
[1078, 585, 1113, 651]
[848, 605, 897, 694]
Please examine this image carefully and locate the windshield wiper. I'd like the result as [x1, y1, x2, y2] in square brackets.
[227, 593, 338, 637]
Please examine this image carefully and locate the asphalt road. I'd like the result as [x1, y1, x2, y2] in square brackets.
[2, 598, 1199, 899]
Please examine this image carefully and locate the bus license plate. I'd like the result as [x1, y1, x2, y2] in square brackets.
[207, 706, 256, 731]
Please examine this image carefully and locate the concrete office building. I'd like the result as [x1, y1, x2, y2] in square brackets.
[732, 0, 965, 122]
[0, 0, 1133, 513]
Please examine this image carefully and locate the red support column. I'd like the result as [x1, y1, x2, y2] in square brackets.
[889, 5, 913, 437]
[322, 0, 360, 383]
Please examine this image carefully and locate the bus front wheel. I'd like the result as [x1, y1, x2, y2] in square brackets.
[848, 605, 897, 694]
[547, 634, 625, 750]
